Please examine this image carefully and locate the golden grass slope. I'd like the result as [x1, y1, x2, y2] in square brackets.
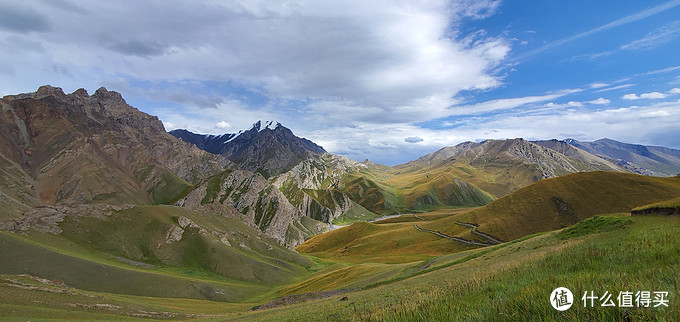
[242, 215, 680, 321]
[299, 172, 680, 264]
[632, 195, 680, 215]
[428, 171, 680, 242]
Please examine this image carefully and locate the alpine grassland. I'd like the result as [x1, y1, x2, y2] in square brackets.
[238, 215, 680, 321]
[299, 172, 680, 263]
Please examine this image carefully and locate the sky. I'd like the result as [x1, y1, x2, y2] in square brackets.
[1, 0, 680, 165]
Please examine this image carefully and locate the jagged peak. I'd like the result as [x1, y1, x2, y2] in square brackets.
[72, 88, 89, 97]
[36, 85, 66, 97]
[250, 120, 281, 132]
[93, 86, 109, 95]
[92, 87, 126, 104]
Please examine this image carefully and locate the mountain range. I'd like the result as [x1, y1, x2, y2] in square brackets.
[2, 85, 679, 319]
[170, 121, 325, 178]
[3, 86, 680, 247]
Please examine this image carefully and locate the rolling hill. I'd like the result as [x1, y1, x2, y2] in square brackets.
[0, 205, 314, 303]
[382, 138, 628, 206]
[298, 171, 680, 262]
[431, 171, 680, 241]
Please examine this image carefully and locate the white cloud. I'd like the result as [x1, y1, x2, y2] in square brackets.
[595, 84, 636, 93]
[216, 121, 232, 130]
[620, 20, 680, 51]
[450, 89, 581, 115]
[587, 97, 611, 105]
[640, 92, 668, 99]
[566, 101, 584, 107]
[307, 99, 680, 164]
[589, 83, 609, 89]
[670, 88, 680, 94]
[623, 90, 672, 100]
[163, 121, 177, 131]
[642, 65, 680, 76]
[0, 0, 509, 129]
[155, 99, 280, 135]
[469, 101, 680, 146]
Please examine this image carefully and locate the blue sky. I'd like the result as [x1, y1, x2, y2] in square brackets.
[1, 1, 679, 165]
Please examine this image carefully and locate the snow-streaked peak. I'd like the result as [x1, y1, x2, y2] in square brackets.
[251, 120, 281, 132]
[224, 130, 244, 143]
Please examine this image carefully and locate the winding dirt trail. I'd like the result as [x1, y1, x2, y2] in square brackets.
[413, 220, 504, 247]
[453, 221, 504, 245]
[412, 224, 493, 247]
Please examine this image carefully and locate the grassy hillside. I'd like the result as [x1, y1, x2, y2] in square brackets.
[632, 195, 680, 215]
[299, 172, 680, 264]
[3, 214, 678, 320]
[388, 155, 538, 198]
[241, 215, 680, 321]
[0, 205, 314, 304]
[340, 172, 404, 215]
[431, 171, 680, 242]
[297, 209, 475, 264]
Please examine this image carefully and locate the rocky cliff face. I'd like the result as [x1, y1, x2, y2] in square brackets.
[176, 153, 370, 248]
[274, 153, 372, 223]
[0, 85, 230, 219]
[175, 168, 328, 248]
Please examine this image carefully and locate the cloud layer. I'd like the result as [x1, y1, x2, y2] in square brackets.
[0, 1, 508, 123]
[1, 1, 679, 165]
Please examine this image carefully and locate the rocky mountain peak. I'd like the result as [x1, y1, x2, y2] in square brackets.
[171, 120, 325, 177]
[0, 85, 232, 219]
[72, 88, 89, 97]
[36, 85, 66, 98]
[92, 87, 126, 104]
[250, 120, 281, 132]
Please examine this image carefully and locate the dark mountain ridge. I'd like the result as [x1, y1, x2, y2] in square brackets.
[171, 121, 325, 177]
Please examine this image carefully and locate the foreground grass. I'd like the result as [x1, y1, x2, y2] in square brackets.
[240, 215, 680, 321]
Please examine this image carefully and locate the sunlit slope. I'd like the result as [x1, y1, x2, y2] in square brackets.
[389, 139, 630, 199]
[388, 171, 494, 210]
[632, 195, 680, 215]
[296, 210, 475, 263]
[389, 153, 539, 198]
[244, 215, 680, 321]
[340, 166, 494, 214]
[299, 172, 680, 264]
[323, 138, 648, 216]
[4, 214, 678, 320]
[429, 171, 680, 242]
